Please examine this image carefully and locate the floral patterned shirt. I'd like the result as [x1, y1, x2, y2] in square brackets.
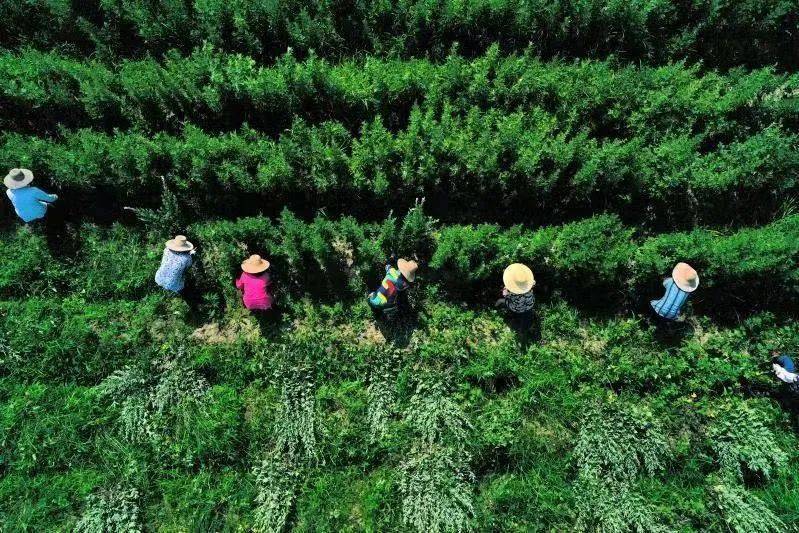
[155, 248, 193, 293]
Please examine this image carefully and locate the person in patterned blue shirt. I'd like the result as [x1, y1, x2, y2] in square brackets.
[368, 253, 417, 317]
[155, 235, 196, 293]
[650, 262, 699, 321]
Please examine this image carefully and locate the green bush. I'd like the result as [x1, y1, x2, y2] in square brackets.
[3, 47, 798, 136]
[1, 1, 796, 68]
[2, 119, 794, 227]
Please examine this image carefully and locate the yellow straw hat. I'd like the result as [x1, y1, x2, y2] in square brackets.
[672, 262, 699, 292]
[4, 168, 33, 189]
[165, 235, 194, 252]
[241, 254, 270, 274]
[397, 258, 418, 282]
[503, 263, 535, 294]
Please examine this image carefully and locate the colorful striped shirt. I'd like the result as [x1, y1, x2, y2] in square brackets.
[650, 278, 690, 320]
[368, 265, 409, 309]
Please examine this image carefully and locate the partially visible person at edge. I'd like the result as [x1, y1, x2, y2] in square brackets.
[368, 253, 418, 315]
[4, 168, 58, 224]
[650, 262, 699, 321]
[155, 235, 195, 293]
[496, 263, 536, 331]
[236, 254, 274, 311]
[772, 350, 799, 394]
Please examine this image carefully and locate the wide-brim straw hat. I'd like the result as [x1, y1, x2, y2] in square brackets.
[397, 258, 418, 282]
[241, 254, 270, 274]
[672, 262, 699, 292]
[166, 235, 194, 252]
[503, 263, 535, 294]
[4, 168, 33, 189]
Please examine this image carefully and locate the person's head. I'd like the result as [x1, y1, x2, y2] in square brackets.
[397, 258, 418, 283]
[241, 254, 270, 275]
[771, 349, 782, 360]
[672, 262, 699, 292]
[4, 168, 33, 190]
[503, 263, 535, 295]
[165, 235, 194, 254]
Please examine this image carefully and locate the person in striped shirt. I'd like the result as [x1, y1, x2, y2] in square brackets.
[368, 253, 418, 317]
[650, 262, 699, 320]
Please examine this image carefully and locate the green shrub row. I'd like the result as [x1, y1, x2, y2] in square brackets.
[2, 210, 796, 313]
[3, 116, 796, 227]
[2, 0, 797, 68]
[4, 46, 798, 136]
[190, 210, 799, 313]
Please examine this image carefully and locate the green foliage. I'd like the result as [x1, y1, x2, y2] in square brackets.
[252, 450, 302, 533]
[707, 399, 788, 482]
[574, 478, 672, 533]
[710, 482, 787, 533]
[3, 50, 799, 225]
[399, 445, 476, 533]
[74, 484, 141, 533]
[574, 401, 668, 483]
[1, 1, 796, 68]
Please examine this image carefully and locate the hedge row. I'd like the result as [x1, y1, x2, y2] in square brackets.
[4, 210, 795, 314]
[2, 0, 797, 69]
[190, 210, 799, 312]
[4, 46, 799, 136]
[2, 117, 796, 227]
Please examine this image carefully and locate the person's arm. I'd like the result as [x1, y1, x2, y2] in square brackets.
[6, 189, 12, 201]
[32, 187, 58, 203]
[235, 275, 244, 290]
[662, 277, 671, 288]
[773, 364, 799, 383]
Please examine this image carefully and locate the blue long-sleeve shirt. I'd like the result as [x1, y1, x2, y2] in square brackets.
[650, 278, 690, 320]
[6, 186, 57, 222]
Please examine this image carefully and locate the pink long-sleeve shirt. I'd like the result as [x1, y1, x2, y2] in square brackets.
[235, 272, 273, 310]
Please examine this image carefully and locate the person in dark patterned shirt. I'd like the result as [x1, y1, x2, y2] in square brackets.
[496, 263, 536, 331]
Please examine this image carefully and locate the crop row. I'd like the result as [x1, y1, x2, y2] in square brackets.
[2, 115, 797, 227]
[2, 0, 797, 69]
[4, 47, 799, 136]
[4, 210, 796, 315]
[191, 210, 799, 312]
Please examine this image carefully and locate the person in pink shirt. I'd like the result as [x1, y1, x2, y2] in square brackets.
[236, 255, 274, 311]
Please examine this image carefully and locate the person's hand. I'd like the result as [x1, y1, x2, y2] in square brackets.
[52, 194, 58, 201]
[189, 249, 196, 255]
[502, 287, 509, 297]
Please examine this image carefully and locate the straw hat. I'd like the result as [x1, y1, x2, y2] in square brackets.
[672, 262, 699, 292]
[503, 263, 535, 294]
[241, 254, 270, 274]
[397, 258, 418, 282]
[165, 235, 194, 252]
[4, 168, 33, 189]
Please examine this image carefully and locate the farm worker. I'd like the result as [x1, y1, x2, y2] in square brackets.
[650, 262, 699, 320]
[4, 168, 58, 224]
[772, 351, 799, 394]
[496, 263, 536, 331]
[155, 235, 195, 293]
[368, 253, 418, 315]
[236, 255, 274, 311]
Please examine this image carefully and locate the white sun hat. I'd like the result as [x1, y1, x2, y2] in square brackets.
[4, 168, 34, 189]
[503, 263, 535, 294]
[165, 235, 195, 252]
[672, 262, 699, 292]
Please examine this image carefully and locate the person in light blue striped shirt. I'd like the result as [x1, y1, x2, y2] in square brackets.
[650, 262, 699, 320]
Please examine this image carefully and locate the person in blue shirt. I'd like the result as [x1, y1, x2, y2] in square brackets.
[650, 262, 699, 320]
[4, 168, 58, 223]
[155, 235, 196, 293]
